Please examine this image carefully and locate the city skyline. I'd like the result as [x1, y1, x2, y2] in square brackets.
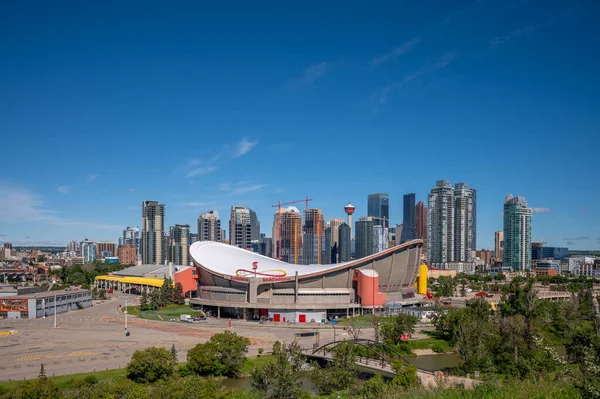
[1, 1, 599, 249]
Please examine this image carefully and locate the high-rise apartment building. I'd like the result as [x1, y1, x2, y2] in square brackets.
[367, 193, 389, 228]
[96, 242, 118, 258]
[141, 201, 165, 265]
[338, 223, 351, 262]
[80, 239, 97, 264]
[169, 224, 190, 265]
[189, 233, 199, 243]
[454, 183, 475, 262]
[416, 201, 427, 250]
[428, 180, 454, 263]
[427, 181, 477, 264]
[401, 193, 416, 243]
[272, 206, 302, 263]
[230, 206, 258, 250]
[302, 208, 325, 264]
[118, 243, 137, 265]
[503, 194, 532, 271]
[494, 231, 504, 262]
[198, 210, 221, 242]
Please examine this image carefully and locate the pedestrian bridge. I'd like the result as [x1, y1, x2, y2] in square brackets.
[303, 339, 477, 389]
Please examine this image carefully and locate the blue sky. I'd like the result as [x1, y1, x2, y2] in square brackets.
[1, 0, 599, 250]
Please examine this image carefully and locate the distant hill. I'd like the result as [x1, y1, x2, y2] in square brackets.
[14, 246, 66, 254]
[568, 250, 600, 257]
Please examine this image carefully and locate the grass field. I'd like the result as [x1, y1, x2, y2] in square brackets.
[123, 305, 204, 321]
[0, 355, 270, 391]
[0, 367, 128, 391]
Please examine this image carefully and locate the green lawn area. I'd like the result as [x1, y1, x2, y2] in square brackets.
[405, 337, 452, 353]
[0, 368, 128, 391]
[123, 305, 204, 321]
[334, 314, 392, 328]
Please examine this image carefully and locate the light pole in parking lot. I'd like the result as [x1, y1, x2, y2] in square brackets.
[53, 293, 57, 328]
[125, 299, 128, 331]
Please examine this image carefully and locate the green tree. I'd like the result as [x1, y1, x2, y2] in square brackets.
[356, 373, 388, 399]
[251, 341, 307, 399]
[126, 347, 176, 383]
[381, 313, 418, 345]
[171, 343, 178, 362]
[140, 288, 149, 311]
[38, 363, 46, 379]
[173, 282, 185, 305]
[160, 277, 174, 306]
[150, 289, 161, 310]
[187, 331, 250, 378]
[311, 341, 357, 395]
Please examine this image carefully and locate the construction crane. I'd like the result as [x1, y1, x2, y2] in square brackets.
[271, 196, 314, 260]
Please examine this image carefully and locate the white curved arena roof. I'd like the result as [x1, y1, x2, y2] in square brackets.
[189, 240, 422, 279]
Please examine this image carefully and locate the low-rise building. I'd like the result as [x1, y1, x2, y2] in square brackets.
[0, 289, 92, 319]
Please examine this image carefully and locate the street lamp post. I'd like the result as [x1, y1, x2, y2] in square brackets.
[125, 299, 128, 331]
[54, 293, 57, 328]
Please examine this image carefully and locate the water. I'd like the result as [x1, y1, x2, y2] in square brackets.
[220, 353, 461, 392]
[405, 353, 460, 371]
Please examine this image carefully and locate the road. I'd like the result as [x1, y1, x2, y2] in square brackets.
[0, 295, 326, 382]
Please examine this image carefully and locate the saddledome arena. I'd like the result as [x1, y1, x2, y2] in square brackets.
[189, 240, 423, 322]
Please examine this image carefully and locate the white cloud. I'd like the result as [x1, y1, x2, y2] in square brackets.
[86, 174, 98, 182]
[232, 184, 267, 195]
[370, 38, 422, 67]
[180, 201, 218, 207]
[0, 184, 120, 229]
[234, 138, 258, 157]
[129, 188, 135, 192]
[531, 207, 550, 214]
[373, 52, 457, 106]
[304, 62, 330, 83]
[57, 185, 69, 194]
[186, 166, 218, 178]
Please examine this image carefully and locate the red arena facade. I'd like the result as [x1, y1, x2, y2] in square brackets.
[189, 240, 424, 322]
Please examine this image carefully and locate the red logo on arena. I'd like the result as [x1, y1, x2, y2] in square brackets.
[252, 262, 258, 271]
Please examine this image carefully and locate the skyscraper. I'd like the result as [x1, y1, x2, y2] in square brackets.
[169, 224, 190, 265]
[141, 201, 165, 265]
[472, 189, 477, 250]
[494, 231, 504, 262]
[416, 201, 427, 250]
[367, 193, 389, 228]
[273, 206, 302, 263]
[355, 217, 375, 259]
[401, 193, 416, 243]
[503, 194, 532, 271]
[198, 210, 221, 242]
[372, 224, 389, 254]
[338, 223, 351, 262]
[230, 206, 255, 250]
[328, 218, 344, 251]
[454, 183, 475, 262]
[427, 180, 454, 263]
[249, 209, 260, 243]
[259, 233, 273, 258]
[121, 227, 139, 248]
[302, 208, 324, 264]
